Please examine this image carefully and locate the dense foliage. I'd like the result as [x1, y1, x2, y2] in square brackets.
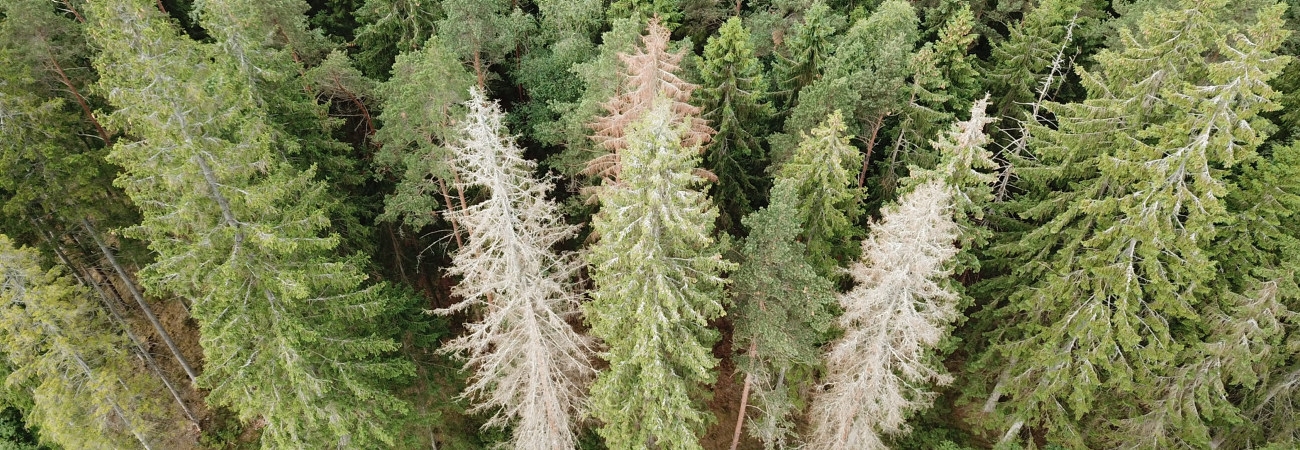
[1, 0, 1299, 448]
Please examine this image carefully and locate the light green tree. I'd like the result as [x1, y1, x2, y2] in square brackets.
[87, 0, 411, 446]
[775, 111, 864, 278]
[0, 236, 187, 449]
[583, 102, 734, 449]
[983, 1, 1291, 446]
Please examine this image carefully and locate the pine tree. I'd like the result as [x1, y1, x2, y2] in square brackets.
[877, 6, 980, 198]
[807, 180, 961, 450]
[373, 36, 477, 231]
[775, 111, 864, 278]
[730, 178, 836, 448]
[87, 0, 411, 446]
[583, 101, 734, 449]
[436, 0, 531, 89]
[783, 0, 917, 180]
[983, 1, 1291, 446]
[437, 89, 595, 450]
[0, 236, 187, 449]
[586, 17, 714, 181]
[698, 17, 775, 233]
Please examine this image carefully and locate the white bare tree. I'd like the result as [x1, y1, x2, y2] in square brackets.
[807, 180, 961, 449]
[437, 88, 596, 450]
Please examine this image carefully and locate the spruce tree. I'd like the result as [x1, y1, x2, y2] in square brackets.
[983, 1, 1291, 446]
[772, 1, 843, 109]
[904, 96, 997, 273]
[0, 236, 187, 449]
[807, 180, 961, 450]
[775, 111, 864, 278]
[877, 6, 980, 197]
[698, 17, 775, 233]
[437, 89, 595, 450]
[583, 102, 734, 449]
[586, 18, 713, 181]
[1210, 140, 1300, 448]
[87, 0, 410, 446]
[730, 178, 836, 448]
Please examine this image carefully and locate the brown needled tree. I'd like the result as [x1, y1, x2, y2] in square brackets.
[585, 17, 714, 181]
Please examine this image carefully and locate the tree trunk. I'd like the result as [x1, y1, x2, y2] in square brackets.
[81, 219, 200, 385]
[729, 341, 757, 450]
[858, 113, 886, 188]
[35, 222, 198, 423]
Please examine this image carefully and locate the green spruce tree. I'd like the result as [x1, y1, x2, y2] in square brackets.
[775, 111, 864, 278]
[982, 1, 1291, 446]
[698, 16, 774, 233]
[87, 0, 411, 446]
[0, 236, 187, 449]
[583, 101, 734, 449]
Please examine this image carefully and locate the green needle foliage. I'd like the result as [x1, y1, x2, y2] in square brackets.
[583, 101, 734, 450]
[776, 111, 864, 278]
[982, 1, 1292, 446]
[699, 17, 774, 233]
[86, 0, 411, 446]
[785, 0, 917, 148]
[0, 236, 185, 449]
[731, 178, 836, 448]
[373, 36, 477, 231]
[772, 1, 844, 109]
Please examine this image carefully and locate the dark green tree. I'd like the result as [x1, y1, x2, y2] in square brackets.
[698, 16, 774, 232]
[730, 178, 836, 448]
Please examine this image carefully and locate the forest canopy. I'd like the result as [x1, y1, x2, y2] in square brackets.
[1, 0, 1299, 448]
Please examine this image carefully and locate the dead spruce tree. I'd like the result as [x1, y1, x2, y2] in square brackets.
[585, 17, 713, 180]
[438, 88, 595, 450]
[808, 180, 960, 450]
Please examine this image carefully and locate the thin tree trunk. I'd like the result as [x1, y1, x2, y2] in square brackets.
[729, 341, 757, 450]
[334, 76, 376, 136]
[387, 223, 410, 284]
[34, 221, 198, 422]
[155, 0, 167, 14]
[438, 178, 465, 249]
[45, 52, 111, 144]
[68, 351, 154, 450]
[857, 113, 886, 188]
[58, 0, 86, 22]
[81, 219, 200, 385]
[473, 51, 486, 90]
